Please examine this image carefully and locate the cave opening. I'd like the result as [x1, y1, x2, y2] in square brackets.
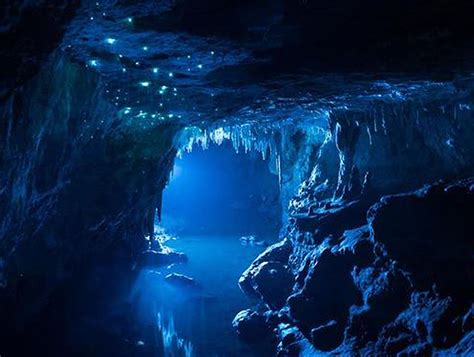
[160, 139, 282, 238]
[132, 138, 282, 356]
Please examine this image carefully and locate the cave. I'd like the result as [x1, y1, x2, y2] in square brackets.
[160, 140, 281, 237]
[1, 0, 474, 356]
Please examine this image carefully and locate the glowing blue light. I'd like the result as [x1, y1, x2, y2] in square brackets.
[152, 68, 159, 74]
[105, 38, 116, 45]
[123, 107, 131, 114]
[139, 81, 151, 87]
[122, 68, 127, 72]
[89, 60, 99, 67]
[211, 51, 215, 55]
[197, 64, 203, 69]
[161, 85, 168, 91]
[127, 17, 133, 23]
[187, 55, 191, 59]
[143, 46, 149, 51]
[168, 72, 174, 78]
[135, 61, 140, 66]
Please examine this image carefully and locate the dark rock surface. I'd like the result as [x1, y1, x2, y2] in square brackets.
[237, 178, 474, 355]
[232, 309, 270, 342]
[139, 249, 187, 268]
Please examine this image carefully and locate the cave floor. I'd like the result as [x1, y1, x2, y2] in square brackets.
[2, 235, 275, 357]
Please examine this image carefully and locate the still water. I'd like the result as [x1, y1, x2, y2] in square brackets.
[131, 234, 275, 357]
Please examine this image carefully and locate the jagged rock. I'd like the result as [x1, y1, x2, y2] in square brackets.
[250, 261, 294, 310]
[164, 273, 196, 288]
[138, 250, 187, 268]
[239, 239, 292, 299]
[348, 262, 412, 347]
[288, 248, 362, 342]
[368, 179, 474, 300]
[232, 309, 269, 342]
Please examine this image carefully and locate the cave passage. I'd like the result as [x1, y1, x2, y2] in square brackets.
[131, 140, 282, 356]
[160, 140, 282, 237]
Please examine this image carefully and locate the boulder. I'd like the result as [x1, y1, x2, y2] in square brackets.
[232, 309, 269, 342]
[250, 261, 294, 309]
[239, 239, 292, 299]
[164, 273, 197, 288]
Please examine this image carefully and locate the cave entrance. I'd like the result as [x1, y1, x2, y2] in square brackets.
[142, 139, 280, 356]
[159, 139, 282, 238]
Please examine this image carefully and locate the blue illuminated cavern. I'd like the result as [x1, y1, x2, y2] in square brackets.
[1, 1, 474, 356]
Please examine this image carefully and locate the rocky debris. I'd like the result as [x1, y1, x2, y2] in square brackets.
[276, 323, 319, 357]
[232, 309, 270, 342]
[238, 178, 474, 355]
[164, 273, 197, 289]
[138, 250, 187, 268]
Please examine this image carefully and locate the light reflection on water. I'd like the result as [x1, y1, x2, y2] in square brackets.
[132, 234, 274, 357]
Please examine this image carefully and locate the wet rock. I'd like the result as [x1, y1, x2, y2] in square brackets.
[239, 239, 292, 298]
[164, 273, 196, 288]
[251, 261, 294, 310]
[288, 249, 362, 334]
[276, 324, 319, 357]
[232, 309, 269, 342]
[138, 250, 187, 268]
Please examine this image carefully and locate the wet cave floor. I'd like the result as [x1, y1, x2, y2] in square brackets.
[7, 234, 275, 357]
[133, 234, 276, 357]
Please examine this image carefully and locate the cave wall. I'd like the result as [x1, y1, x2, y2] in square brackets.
[0, 54, 178, 329]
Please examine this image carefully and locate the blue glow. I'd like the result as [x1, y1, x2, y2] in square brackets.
[88, 59, 98, 67]
[139, 81, 151, 87]
[105, 38, 116, 44]
[162, 141, 281, 236]
[152, 67, 159, 74]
